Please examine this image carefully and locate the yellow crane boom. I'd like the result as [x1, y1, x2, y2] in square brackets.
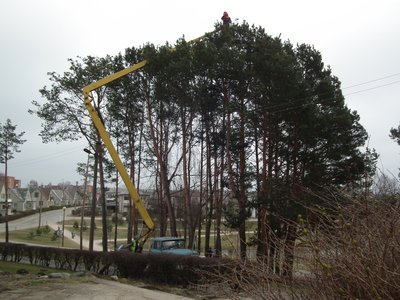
[82, 31, 212, 247]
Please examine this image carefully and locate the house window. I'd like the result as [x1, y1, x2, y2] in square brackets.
[34, 192, 39, 198]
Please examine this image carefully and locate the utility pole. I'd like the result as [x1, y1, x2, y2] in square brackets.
[61, 206, 66, 247]
[89, 142, 99, 252]
[38, 185, 43, 228]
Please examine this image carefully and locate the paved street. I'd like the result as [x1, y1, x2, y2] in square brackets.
[0, 207, 103, 251]
[0, 207, 71, 232]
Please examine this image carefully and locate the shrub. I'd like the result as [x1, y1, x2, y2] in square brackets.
[111, 214, 125, 226]
[304, 196, 400, 299]
[0, 242, 222, 288]
[36, 227, 43, 236]
[196, 192, 400, 299]
[42, 225, 51, 234]
[73, 221, 79, 229]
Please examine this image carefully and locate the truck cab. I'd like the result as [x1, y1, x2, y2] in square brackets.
[149, 237, 199, 256]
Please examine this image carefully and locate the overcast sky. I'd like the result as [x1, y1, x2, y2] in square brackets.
[1, 0, 400, 187]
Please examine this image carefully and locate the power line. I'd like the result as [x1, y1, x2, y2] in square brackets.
[344, 80, 400, 96]
[342, 72, 400, 90]
[9, 146, 83, 168]
[254, 73, 400, 116]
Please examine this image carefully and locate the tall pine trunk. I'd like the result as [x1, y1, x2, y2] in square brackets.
[238, 94, 247, 260]
[146, 94, 177, 237]
[204, 119, 214, 255]
[181, 106, 194, 247]
[99, 145, 108, 252]
[282, 222, 297, 279]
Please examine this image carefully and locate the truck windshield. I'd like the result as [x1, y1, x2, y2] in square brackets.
[162, 240, 185, 250]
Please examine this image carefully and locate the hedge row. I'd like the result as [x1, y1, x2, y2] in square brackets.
[0, 242, 227, 286]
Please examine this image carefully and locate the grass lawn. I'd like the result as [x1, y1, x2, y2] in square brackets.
[0, 227, 79, 249]
[0, 260, 74, 275]
[0, 260, 99, 295]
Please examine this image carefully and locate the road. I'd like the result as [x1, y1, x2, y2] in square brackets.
[0, 207, 103, 251]
[0, 207, 73, 232]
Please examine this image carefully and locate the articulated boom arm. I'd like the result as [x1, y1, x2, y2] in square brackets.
[83, 60, 154, 244]
[82, 31, 211, 246]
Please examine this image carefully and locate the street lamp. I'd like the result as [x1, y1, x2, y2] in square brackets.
[61, 206, 66, 247]
[38, 185, 43, 229]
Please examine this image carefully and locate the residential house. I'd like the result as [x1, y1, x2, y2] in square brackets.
[104, 188, 154, 216]
[0, 182, 12, 216]
[48, 188, 68, 207]
[7, 188, 34, 212]
[30, 187, 56, 210]
[0, 182, 5, 204]
[9, 188, 27, 212]
[170, 189, 202, 219]
[65, 185, 85, 206]
[0, 175, 21, 215]
[0, 177, 95, 213]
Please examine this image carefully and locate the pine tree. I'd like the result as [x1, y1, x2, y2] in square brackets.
[0, 119, 26, 242]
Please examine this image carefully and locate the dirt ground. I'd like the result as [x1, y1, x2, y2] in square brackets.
[0, 272, 196, 300]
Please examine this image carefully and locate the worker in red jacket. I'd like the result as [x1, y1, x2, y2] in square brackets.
[221, 11, 232, 26]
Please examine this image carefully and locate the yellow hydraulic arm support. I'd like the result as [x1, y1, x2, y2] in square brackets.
[82, 31, 212, 246]
[83, 60, 153, 245]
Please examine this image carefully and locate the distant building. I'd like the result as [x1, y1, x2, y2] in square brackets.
[0, 182, 12, 216]
[0, 180, 92, 214]
[0, 174, 21, 188]
[104, 188, 154, 215]
[0, 175, 22, 216]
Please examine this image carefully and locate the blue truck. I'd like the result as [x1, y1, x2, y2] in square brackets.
[149, 237, 199, 256]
